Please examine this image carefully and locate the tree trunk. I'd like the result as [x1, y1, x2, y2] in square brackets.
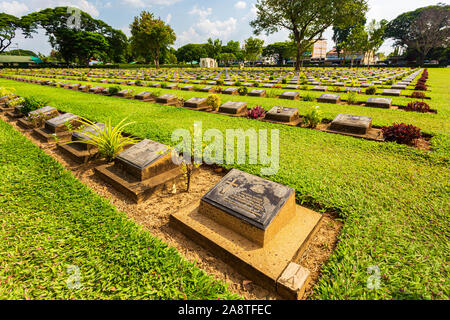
[295, 46, 301, 71]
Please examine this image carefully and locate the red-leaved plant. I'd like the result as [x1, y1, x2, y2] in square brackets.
[405, 101, 430, 113]
[248, 105, 266, 119]
[415, 84, 427, 91]
[382, 123, 422, 145]
[411, 92, 426, 99]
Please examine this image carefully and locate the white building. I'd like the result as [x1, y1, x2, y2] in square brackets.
[311, 39, 327, 60]
[200, 58, 218, 68]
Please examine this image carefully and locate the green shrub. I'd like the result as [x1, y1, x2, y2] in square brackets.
[238, 87, 248, 96]
[303, 106, 322, 128]
[20, 96, 49, 115]
[303, 94, 314, 101]
[108, 86, 121, 96]
[206, 94, 221, 111]
[346, 91, 358, 104]
[6, 97, 24, 107]
[67, 117, 139, 162]
[365, 86, 377, 95]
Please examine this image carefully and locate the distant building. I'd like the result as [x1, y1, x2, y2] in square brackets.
[0, 55, 43, 67]
[200, 58, 218, 68]
[326, 48, 378, 65]
[311, 39, 327, 60]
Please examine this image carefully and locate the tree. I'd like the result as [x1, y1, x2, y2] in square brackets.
[362, 19, 387, 66]
[244, 37, 264, 65]
[176, 43, 208, 63]
[340, 24, 367, 67]
[205, 38, 222, 59]
[262, 41, 296, 64]
[21, 7, 126, 64]
[217, 52, 236, 64]
[385, 4, 450, 66]
[106, 29, 128, 63]
[250, 0, 368, 70]
[332, 16, 366, 61]
[1, 49, 38, 56]
[222, 40, 243, 61]
[130, 11, 176, 68]
[0, 13, 21, 54]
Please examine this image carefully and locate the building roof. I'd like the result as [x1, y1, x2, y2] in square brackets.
[0, 55, 43, 63]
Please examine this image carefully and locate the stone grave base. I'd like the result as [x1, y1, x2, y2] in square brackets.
[135, 96, 156, 103]
[33, 128, 73, 143]
[279, 96, 298, 100]
[94, 163, 183, 203]
[320, 124, 384, 142]
[5, 111, 23, 119]
[183, 105, 211, 112]
[0, 106, 14, 113]
[211, 110, 248, 117]
[17, 118, 35, 129]
[317, 97, 340, 104]
[260, 117, 302, 127]
[171, 201, 322, 299]
[57, 143, 98, 164]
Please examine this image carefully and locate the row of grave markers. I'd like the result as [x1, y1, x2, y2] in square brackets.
[0, 95, 323, 300]
[1, 75, 388, 142]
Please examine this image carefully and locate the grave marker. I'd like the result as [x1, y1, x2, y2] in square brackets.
[329, 114, 372, 135]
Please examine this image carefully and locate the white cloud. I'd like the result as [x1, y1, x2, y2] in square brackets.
[0, 1, 29, 16]
[121, 26, 131, 37]
[122, 0, 145, 7]
[177, 16, 238, 47]
[28, 0, 100, 17]
[122, 0, 181, 7]
[234, 1, 247, 9]
[166, 13, 172, 23]
[188, 5, 213, 19]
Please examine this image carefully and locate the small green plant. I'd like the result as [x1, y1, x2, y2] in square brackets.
[302, 106, 322, 128]
[266, 89, 278, 98]
[235, 81, 242, 86]
[160, 124, 204, 192]
[25, 112, 54, 128]
[281, 78, 287, 84]
[216, 79, 223, 86]
[206, 94, 221, 111]
[366, 86, 377, 95]
[6, 97, 25, 107]
[253, 82, 260, 87]
[0, 87, 15, 97]
[108, 86, 121, 96]
[20, 96, 49, 115]
[346, 91, 358, 105]
[66, 117, 139, 162]
[238, 87, 248, 96]
[302, 94, 314, 102]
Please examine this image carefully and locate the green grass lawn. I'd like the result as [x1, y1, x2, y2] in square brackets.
[0, 68, 449, 300]
[0, 119, 239, 300]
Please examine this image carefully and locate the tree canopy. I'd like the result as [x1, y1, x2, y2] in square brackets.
[20, 7, 127, 64]
[130, 11, 176, 67]
[385, 4, 450, 65]
[244, 37, 264, 64]
[251, 0, 368, 70]
[0, 13, 21, 53]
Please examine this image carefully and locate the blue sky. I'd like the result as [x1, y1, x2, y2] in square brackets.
[1, 0, 446, 56]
